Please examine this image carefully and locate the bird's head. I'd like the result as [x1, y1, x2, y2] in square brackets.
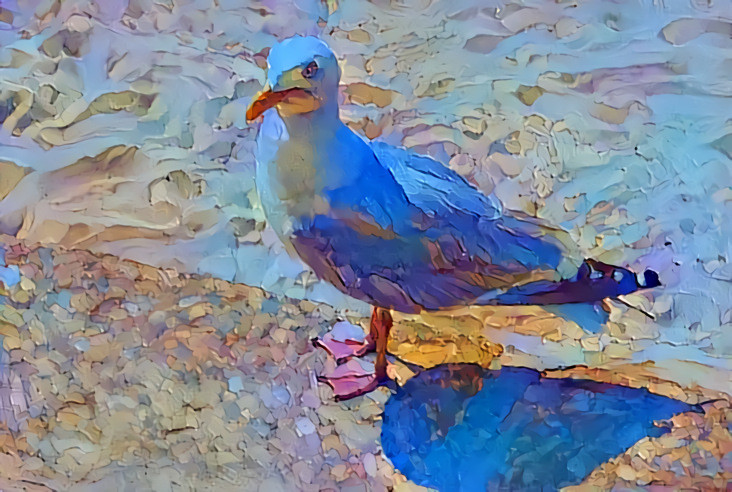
[246, 36, 340, 122]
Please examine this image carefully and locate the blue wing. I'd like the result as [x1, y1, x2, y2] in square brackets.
[367, 142, 656, 306]
[369, 141, 503, 221]
[284, 125, 649, 310]
[370, 141, 565, 271]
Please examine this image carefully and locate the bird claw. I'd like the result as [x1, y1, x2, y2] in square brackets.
[313, 310, 392, 400]
[312, 333, 375, 363]
[317, 360, 386, 400]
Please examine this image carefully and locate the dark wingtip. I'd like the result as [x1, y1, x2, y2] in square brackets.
[641, 269, 661, 288]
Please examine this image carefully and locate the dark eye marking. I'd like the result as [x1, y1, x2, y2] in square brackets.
[302, 61, 318, 79]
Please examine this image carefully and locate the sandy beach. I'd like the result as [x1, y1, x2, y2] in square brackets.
[0, 236, 729, 490]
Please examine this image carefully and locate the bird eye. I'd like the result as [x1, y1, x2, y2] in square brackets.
[302, 61, 318, 79]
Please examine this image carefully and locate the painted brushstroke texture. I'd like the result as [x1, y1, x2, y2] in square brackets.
[0, 0, 726, 380]
[0, 0, 729, 489]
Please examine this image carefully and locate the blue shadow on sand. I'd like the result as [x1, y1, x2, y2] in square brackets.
[381, 365, 697, 491]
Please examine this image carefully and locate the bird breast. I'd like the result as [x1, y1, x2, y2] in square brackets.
[254, 112, 331, 239]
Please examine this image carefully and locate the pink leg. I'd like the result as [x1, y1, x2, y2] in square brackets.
[317, 308, 392, 400]
[312, 333, 375, 363]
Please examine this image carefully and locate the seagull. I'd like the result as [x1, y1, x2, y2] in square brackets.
[245, 35, 660, 400]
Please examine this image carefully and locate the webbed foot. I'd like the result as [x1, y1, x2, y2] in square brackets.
[317, 360, 388, 401]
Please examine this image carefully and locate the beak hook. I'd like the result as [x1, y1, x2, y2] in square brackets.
[246, 86, 280, 122]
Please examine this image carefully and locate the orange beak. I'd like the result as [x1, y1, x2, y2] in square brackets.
[246, 88, 307, 122]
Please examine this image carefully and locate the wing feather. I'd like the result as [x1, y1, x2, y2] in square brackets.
[370, 141, 566, 271]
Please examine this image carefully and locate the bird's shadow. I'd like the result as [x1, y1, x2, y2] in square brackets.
[542, 302, 609, 334]
[380, 364, 698, 492]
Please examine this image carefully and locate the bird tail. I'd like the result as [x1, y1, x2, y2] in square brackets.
[490, 260, 661, 305]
